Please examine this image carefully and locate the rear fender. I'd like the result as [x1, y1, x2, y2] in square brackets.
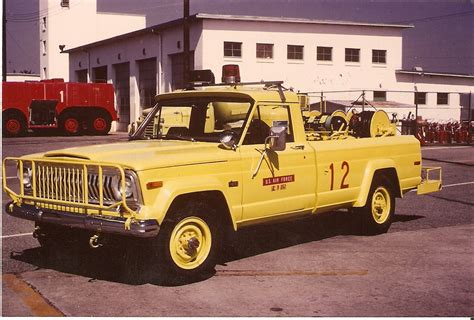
[353, 159, 402, 207]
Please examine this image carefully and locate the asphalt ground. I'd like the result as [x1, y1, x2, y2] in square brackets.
[1, 134, 473, 316]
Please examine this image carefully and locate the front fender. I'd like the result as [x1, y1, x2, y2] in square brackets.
[149, 176, 237, 230]
[353, 159, 401, 207]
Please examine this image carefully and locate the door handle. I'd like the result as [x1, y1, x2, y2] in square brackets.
[291, 145, 305, 150]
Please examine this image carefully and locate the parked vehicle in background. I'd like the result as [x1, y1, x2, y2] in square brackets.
[2, 79, 118, 137]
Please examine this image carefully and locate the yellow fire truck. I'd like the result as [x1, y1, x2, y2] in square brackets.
[4, 65, 441, 283]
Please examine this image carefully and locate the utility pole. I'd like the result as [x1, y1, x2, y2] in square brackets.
[3, 0, 7, 81]
[183, 0, 190, 87]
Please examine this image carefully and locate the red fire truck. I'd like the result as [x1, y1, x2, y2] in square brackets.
[2, 79, 118, 137]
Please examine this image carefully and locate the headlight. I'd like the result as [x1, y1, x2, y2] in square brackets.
[112, 173, 135, 200]
[17, 165, 32, 189]
[123, 175, 133, 198]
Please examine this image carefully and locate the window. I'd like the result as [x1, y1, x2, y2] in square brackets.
[287, 45, 304, 60]
[224, 42, 242, 58]
[42, 40, 47, 55]
[414, 92, 426, 105]
[437, 93, 449, 105]
[60, 0, 69, 8]
[373, 91, 387, 101]
[372, 50, 387, 64]
[41, 17, 47, 32]
[345, 48, 360, 62]
[136, 99, 252, 142]
[43, 67, 47, 79]
[317, 46, 332, 61]
[244, 104, 294, 145]
[256, 43, 273, 59]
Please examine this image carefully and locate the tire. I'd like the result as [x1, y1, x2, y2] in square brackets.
[59, 113, 81, 135]
[355, 176, 395, 235]
[154, 202, 219, 284]
[3, 113, 27, 137]
[88, 113, 112, 135]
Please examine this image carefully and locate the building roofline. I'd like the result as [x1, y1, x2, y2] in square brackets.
[64, 13, 412, 53]
[63, 16, 190, 53]
[6, 73, 41, 76]
[396, 70, 474, 79]
[195, 13, 413, 29]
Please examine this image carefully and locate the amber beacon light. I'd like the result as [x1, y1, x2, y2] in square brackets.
[221, 64, 241, 84]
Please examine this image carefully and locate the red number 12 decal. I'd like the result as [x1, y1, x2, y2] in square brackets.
[329, 161, 350, 190]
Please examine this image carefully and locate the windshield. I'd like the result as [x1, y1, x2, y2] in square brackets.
[131, 97, 253, 143]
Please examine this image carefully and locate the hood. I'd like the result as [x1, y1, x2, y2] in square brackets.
[41, 140, 231, 171]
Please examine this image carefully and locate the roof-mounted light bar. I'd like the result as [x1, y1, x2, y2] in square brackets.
[186, 64, 287, 101]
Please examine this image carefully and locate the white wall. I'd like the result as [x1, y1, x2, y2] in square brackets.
[39, 0, 146, 80]
[200, 19, 473, 122]
[393, 73, 473, 121]
[6, 74, 41, 82]
[201, 19, 403, 94]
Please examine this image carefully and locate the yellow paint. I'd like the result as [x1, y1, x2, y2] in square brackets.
[371, 186, 391, 224]
[169, 216, 212, 270]
[3, 83, 442, 237]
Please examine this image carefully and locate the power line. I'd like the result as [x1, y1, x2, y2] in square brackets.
[5, 29, 37, 65]
[6, 1, 178, 21]
[112, 2, 180, 14]
[391, 10, 474, 24]
[7, 1, 83, 23]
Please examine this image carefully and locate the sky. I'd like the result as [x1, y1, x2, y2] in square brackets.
[5, 0, 474, 75]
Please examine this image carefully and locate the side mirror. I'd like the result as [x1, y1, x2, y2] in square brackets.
[267, 126, 287, 151]
[219, 130, 238, 150]
[251, 125, 287, 178]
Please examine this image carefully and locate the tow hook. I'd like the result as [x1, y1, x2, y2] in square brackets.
[89, 234, 103, 249]
[32, 226, 42, 239]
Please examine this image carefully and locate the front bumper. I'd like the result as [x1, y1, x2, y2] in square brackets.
[6, 202, 159, 238]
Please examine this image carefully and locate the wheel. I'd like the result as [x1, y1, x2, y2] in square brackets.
[59, 113, 81, 135]
[88, 113, 111, 135]
[355, 176, 395, 235]
[154, 202, 219, 284]
[3, 113, 27, 137]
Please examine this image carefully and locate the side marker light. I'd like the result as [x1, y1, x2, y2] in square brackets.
[146, 181, 163, 189]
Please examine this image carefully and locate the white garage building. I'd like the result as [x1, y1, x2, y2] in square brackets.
[65, 14, 473, 131]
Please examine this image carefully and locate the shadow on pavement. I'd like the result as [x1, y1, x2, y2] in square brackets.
[392, 214, 425, 223]
[9, 211, 418, 287]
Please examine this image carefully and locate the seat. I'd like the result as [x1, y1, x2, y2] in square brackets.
[243, 119, 270, 144]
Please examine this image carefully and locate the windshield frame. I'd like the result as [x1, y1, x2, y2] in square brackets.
[130, 96, 255, 144]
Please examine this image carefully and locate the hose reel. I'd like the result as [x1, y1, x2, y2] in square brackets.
[349, 110, 394, 138]
[306, 110, 349, 132]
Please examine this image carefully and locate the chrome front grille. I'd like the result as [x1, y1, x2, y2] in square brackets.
[87, 173, 119, 205]
[33, 163, 121, 204]
[34, 163, 85, 203]
[4, 158, 141, 216]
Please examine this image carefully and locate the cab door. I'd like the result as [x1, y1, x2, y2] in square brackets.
[239, 104, 316, 222]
